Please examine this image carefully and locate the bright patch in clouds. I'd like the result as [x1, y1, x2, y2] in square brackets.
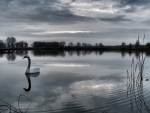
[70, 1, 118, 17]
[32, 31, 99, 35]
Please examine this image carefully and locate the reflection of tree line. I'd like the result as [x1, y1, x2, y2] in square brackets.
[26, 50, 150, 57]
[32, 50, 104, 57]
[33, 50, 140, 57]
[2, 50, 150, 61]
[127, 53, 150, 113]
[32, 50, 66, 57]
[120, 51, 150, 58]
[0, 50, 150, 61]
[5, 50, 28, 61]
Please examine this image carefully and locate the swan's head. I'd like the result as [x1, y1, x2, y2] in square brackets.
[23, 55, 29, 59]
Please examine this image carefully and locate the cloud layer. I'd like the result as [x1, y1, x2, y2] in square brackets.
[0, 0, 149, 45]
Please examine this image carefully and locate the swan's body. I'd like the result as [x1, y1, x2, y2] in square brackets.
[26, 67, 40, 74]
[23, 55, 40, 74]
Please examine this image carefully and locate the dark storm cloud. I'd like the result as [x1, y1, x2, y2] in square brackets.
[0, 0, 94, 25]
[0, 0, 148, 25]
[118, 0, 150, 6]
[112, 0, 150, 13]
[0, 0, 143, 26]
[99, 15, 132, 22]
[23, 8, 94, 24]
[18, 0, 58, 6]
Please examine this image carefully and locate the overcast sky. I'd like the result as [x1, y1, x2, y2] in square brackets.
[0, 0, 150, 45]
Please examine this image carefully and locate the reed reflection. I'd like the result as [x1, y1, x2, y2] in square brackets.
[127, 53, 150, 113]
[24, 72, 40, 92]
[0, 94, 32, 113]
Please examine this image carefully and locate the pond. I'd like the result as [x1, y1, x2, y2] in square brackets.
[0, 50, 150, 113]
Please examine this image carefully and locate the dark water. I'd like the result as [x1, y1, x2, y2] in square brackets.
[0, 51, 150, 113]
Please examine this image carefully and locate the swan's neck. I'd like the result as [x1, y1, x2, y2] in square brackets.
[27, 57, 31, 69]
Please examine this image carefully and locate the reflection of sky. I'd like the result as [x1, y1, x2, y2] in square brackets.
[45, 63, 90, 67]
[0, 52, 150, 112]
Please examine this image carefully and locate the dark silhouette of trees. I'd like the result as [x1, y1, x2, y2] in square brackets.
[82, 43, 87, 47]
[95, 43, 98, 47]
[99, 43, 104, 47]
[16, 41, 28, 47]
[146, 42, 150, 48]
[128, 43, 132, 49]
[59, 41, 66, 47]
[3, 34, 150, 51]
[32, 41, 66, 48]
[0, 40, 6, 48]
[135, 35, 140, 48]
[5, 37, 16, 48]
[68, 42, 73, 47]
[121, 42, 126, 49]
[5, 37, 10, 47]
[77, 42, 81, 47]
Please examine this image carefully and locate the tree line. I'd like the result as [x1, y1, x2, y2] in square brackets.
[121, 34, 150, 49]
[32, 41, 66, 48]
[1, 35, 150, 50]
[32, 41, 104, 48]
[0, 37, 28, 48]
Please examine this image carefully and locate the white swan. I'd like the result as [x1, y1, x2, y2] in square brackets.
[23, 55, 40, 74]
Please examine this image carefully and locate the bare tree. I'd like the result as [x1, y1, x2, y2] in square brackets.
[5, 37, 10, 47]
[135, 35, 140, 48]
[10, 37, 16, 48]
[121, 42, 126, 49]
[77, 42, 81, 47]
[5, 37, 16, 48]
[129, 43, 132, 49]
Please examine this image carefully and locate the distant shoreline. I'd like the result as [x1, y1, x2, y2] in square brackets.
[0, 45, 150, 52]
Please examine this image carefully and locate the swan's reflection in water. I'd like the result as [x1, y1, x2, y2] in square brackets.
[24, 72, 40, 92]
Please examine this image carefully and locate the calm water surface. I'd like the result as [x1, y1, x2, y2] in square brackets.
[0, 51, 150, 113]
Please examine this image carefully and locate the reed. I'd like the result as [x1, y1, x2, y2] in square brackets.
[127, 52, 150, 112]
